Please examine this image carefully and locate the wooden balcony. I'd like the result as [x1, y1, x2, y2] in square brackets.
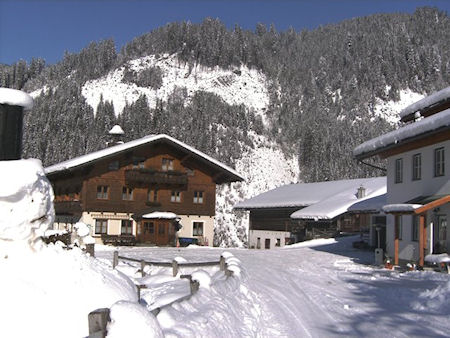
[125, 168, 188, 188]
[54, 200, 82, 215]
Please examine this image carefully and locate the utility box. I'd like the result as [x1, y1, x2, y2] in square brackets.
[375, 248, 384, 265]
[0, 88, 33, 160]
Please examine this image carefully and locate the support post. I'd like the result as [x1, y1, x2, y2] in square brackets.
[419, 214, 425, 267]
[172, 260, 178, 277]
[219, 255, 225, 271]
[88, 308, 110, 338]
[141, 260, 146, 277]
[394, 215, 399, 266]
[85, 243, 95, 258]
[113, 251, 118, 269]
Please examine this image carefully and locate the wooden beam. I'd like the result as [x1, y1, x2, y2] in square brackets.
[414, 195, 450, 215]
[419, 214, 425, 267]
[394, 215, 399, 265]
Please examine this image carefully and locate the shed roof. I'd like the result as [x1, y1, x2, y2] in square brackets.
[290, 177, 386, 220]
[45, 134, 243, 183]
[234, 177, 386, 221]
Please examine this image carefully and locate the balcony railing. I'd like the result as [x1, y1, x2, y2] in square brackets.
[125, 168, 188, 187]
[54, 200, 82, 214]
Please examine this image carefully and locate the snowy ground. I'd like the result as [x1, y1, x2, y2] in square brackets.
[97, 236, 450, 337]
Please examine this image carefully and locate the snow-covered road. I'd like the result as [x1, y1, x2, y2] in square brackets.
[97, 236, 450, 337]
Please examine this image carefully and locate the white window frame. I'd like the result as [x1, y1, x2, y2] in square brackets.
[192, 221, 204, 236]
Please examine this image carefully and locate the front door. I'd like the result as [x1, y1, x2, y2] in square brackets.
[156, 221, 169, 246]
[138, 220, 172, 246]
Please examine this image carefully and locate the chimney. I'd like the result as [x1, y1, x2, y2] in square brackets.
[0, 88, 33, 160]
[107, 125, 124, 147]
[357, 185, 366, 199]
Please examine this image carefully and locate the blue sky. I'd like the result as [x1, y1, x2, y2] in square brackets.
[1, 0, 449, 65]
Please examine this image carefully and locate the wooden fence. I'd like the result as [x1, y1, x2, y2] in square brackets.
[87, 253, 234, 337]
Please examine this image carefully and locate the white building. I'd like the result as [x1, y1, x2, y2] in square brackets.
[354, 86, 450, 266]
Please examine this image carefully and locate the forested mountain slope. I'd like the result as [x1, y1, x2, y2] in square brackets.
[1, 7, 449, 245]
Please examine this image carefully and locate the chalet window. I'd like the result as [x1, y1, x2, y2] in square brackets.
[412, 216, 419, 241]
[96, 186, 109, 199]
[95, 219, 108, 234]
[108, 160, 119, 171]
[394, 158, 403, 183]
[132, 157, 145, 169]
[162, 158, 174, 171]
[171, 191, 181, 203]
[193, 191, 204, 204]
[186, 168, 195, 176]
[147, 189, 158, 202]
[121, 220, 133, 235]
[434, 147, 445, 177]
[193, 222, 203, 236]
[143, 222, 154, 234]
[412, 153, 421, 181]
[122, 187, 133, 200]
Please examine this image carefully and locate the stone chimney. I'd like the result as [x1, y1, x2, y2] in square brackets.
[107, 125, 124, 147]
[357, 185, 366, 199]
[0, 88, 33, 160]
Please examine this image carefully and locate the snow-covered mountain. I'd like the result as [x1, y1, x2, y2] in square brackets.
[81, 53, 270, 124]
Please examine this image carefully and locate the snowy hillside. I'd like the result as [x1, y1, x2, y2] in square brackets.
[373, 88, 425, 125]
[81, 53, 270, 124]
[215, 133, 300, 247]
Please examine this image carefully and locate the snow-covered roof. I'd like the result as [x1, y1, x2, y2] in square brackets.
[142, 212, 178, 219]
[45, 134, 243, 182]
[109, 125, 125, 135]
[234, 177, 386, 215]
[347, 193, 387, 213]
[290, 177, 386, 220]
[381, 204, 422, 214]
[354, 108, 450, 159]
[0, 88, 33, 111]
[400, 86, 450, 120]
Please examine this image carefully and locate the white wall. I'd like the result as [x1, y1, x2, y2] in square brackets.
[249, 230, 290, 249]
[387, 140, 450, 204]
[385, 134, 449, 261]
[81, 212, 136, 244]
[177, 215, 214, 247]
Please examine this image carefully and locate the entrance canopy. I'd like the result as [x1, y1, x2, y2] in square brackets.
[142, 211, 178, 220]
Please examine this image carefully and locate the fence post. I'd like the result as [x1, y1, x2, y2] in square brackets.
[172, 260, 178, 277]
[225, 263, 233, 277]
[113, 251, 118, 269]
[220, 255, 225, 271]
[141, 260, 146, 277]
[88, 308, 110, 338]
[85, 243, 95, 258]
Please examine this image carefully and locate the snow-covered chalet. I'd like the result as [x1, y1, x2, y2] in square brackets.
[234, 177, 386, 249]
[354, 86, 450, 267]
[45, 132, 243, 246]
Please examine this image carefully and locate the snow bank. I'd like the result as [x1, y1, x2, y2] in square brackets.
[0, 244, 138, 338]
[0, 159, 54, 255]
[0, 88, 33, 110]
[0, 159, 141, 338]
[107, 301, 163, 338]
[283, 237, 338, 249]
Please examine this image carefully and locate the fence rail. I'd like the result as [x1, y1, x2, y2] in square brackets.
[113, 251, 224, 277]
[88, 252, 234, 337]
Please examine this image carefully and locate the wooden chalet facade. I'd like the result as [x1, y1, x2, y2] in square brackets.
[45, 133, 243, 246]
[354, 86, 450, 266]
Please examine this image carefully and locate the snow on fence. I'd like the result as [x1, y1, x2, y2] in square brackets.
[112, 251, 230, 277]
[87, 252, 236, 337]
